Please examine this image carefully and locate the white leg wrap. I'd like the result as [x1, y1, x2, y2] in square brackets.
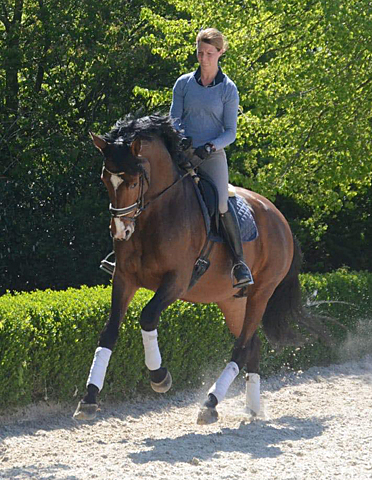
[208, 361, 239, 404]
[141, 329, 162, 371]
[86, 347, 112, 391]
[246, 373, 260, 415]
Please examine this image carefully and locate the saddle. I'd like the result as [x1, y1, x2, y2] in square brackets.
[188, 169, 258, 242]
[187, 168, 258, 291]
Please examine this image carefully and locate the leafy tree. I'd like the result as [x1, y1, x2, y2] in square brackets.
[1, 0, 371, 293]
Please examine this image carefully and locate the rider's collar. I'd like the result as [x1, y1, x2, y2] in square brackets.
[194, 66, 225, 87]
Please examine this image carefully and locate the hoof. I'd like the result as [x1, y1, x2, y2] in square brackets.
[151, 370, 172, 393]
[73, 401, 98, 421]
[197, 407, 219, 425]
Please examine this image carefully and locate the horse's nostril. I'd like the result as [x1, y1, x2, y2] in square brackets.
[124, 226, 134, 240]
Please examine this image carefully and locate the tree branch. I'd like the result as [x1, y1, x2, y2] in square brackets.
[357, 76, 372, 91]
[11, 0, 23, 25]
[0, 1, 10, 30]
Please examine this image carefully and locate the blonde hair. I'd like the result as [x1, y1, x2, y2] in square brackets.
[196, 28, 228, 53]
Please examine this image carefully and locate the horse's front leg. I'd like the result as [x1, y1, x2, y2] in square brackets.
[74, 275, 136, 420]
[140, 272, 184, 393]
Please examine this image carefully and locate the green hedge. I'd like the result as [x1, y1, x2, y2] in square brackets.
[0, 270, 371, 410]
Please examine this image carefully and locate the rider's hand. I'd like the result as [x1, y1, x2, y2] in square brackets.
[194, 143, 215, 160]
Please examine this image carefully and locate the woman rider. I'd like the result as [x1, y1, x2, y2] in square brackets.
[170, 28, 253, 288]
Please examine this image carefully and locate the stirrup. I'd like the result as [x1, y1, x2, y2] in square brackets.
[231, 262, 254, 288]
[100, 251, 115, 276]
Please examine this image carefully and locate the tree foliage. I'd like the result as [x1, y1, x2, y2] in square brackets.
[0, 0, 157, 292]
[0, 0, 371, 292]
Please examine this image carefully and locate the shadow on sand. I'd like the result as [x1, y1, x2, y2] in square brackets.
[129, 414, 331, 464]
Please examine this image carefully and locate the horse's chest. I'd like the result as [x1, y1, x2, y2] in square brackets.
[119, 248, 169, 284]
[140, 250, 173, 275]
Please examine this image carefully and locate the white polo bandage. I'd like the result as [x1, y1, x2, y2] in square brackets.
[208, 361, 239, 404]
[86, 347, 112, 391]
[141, 329, 162, 371]
[246, 373, 260, 415]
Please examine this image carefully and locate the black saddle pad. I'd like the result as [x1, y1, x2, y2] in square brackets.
[190, 174, 258, 243]
[212, 195, 258, 243]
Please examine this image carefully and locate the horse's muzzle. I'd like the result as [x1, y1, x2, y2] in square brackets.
[111, 218, 135, 241]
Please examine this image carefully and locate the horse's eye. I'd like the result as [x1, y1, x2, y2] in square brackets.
[129, 182, 138, 189]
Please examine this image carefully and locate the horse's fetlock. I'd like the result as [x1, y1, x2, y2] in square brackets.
[149, 367, 167, 384]
[83, 384, 99, 405]
[205, 393, 218, 409]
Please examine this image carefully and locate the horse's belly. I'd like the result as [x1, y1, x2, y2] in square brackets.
[182, 276, 234, 304]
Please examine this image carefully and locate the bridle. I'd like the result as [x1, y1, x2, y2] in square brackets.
[104, 165, 191, 222]
[105, 167, 148, 222]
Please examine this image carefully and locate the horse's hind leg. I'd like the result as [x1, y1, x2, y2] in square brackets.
[197, 296, 246, 425]
[198, 291, 271, 425]
[229, 293, 274, 419]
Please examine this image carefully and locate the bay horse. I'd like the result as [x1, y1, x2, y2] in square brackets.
[74, 114, 315, 424]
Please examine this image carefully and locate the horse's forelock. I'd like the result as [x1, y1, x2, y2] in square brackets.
[103, 142, 144, 176]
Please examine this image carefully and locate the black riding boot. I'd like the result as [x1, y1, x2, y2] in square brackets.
[220, 209, 254, 288]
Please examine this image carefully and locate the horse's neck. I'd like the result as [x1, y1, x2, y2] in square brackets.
[139, 139, 203, 229]
[144, 143, 179, 197]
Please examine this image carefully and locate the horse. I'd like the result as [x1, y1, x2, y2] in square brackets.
[74, 114, 318, 424]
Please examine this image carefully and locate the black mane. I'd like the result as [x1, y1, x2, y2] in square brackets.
[103, 114, 183, 163]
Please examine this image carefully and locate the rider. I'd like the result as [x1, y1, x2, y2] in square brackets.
[170, 28, 253, 288]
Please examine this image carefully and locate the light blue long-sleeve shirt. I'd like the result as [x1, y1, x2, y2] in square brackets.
[170, 70, 239, 151]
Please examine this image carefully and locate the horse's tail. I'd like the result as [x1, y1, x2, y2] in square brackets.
[262, 237, 328, 347]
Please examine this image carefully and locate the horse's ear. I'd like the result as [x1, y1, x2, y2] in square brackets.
[130, 138, 142, 157]
[90, 132, 107, 151]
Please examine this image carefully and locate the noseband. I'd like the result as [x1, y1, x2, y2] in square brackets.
[105, 167, 147, 222]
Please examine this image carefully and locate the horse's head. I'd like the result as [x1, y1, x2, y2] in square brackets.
[91, 132, 149, 242]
